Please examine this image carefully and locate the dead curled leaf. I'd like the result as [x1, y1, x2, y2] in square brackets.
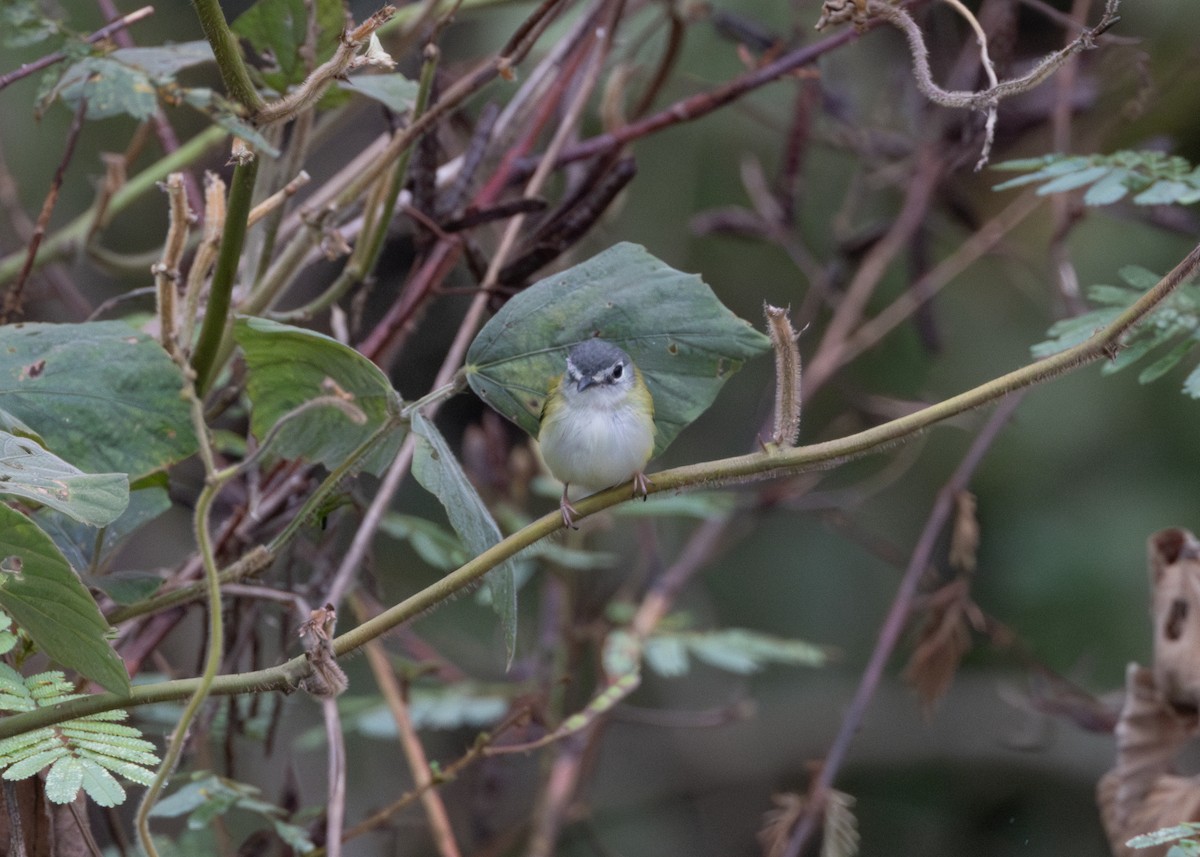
[903, 577, 985, 714]
[758, 789, 859, 857]
[1097, 529, 1200, 856]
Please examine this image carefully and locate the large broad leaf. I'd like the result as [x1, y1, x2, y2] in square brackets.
[0, 505, 129, 694]
[234, 318, 404, 476]
[0, 431, 128, 526]
[36, 475, 170, 573]
[411, 413, 518, 667]
[464, 243, 770, 457]
[51, 57, 158, 120]
[0, 321, 196, 479]
[232, 0, 345, 93]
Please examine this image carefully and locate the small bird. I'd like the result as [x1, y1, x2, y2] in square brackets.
[538, 339, 656, 528]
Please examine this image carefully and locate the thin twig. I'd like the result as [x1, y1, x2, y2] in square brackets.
[780, 390, 1027, 857]
[0, 5, 154, 92]
[1, 97, 88, 323]
[3, 239, 1200, 739]
[353, 596, 462, 857]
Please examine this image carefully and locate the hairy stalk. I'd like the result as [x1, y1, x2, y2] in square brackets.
[3, 241, 1198, 741]
[134, 386, 226, 855]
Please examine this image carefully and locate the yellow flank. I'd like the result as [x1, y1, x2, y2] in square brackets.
[539, 366, 655, 493]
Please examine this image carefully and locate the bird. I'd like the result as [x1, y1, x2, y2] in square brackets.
[538, 339, 656, 528]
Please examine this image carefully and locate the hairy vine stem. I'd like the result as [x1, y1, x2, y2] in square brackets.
[2, 239, 1197, 742]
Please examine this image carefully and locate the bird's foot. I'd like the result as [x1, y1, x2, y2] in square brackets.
[632, 471, 652, 501]
[559, 490, 580, 530]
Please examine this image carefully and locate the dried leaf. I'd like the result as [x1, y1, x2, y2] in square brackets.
[948, 491, 979, 573]
[822, 790, 860, 857]
[1098, 665, 1200, 857]
[904, 578, 981, 714]
[1148, 529, 1200, 708]
[757, 789, 859, 857]
[759, 792, 804, 857]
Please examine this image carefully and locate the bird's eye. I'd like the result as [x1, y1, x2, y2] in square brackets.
[612, 363, 624, 379]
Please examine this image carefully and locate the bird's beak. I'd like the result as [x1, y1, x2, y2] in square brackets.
[577, 376, 597, 392]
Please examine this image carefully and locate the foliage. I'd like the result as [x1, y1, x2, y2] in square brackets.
[411, 412, 518, 662]
[464, 242, 772, 457]
[0, 504, 130, 694]
[0, 0, 1188, 853]
[0, 664, 157, 806]
[1128, 823, 1200, 853]
[993, 151, 1200, 206]
[150, 772, 315, 852]
[1032, 265, 1200, 395]
[234, 317, 405, 475]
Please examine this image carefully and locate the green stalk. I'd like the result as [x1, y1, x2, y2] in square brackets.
[0, 127, 226, 288]
[135, 384, 230, 855]
[269, 48, 439, 321]
[188, 0, 264, 113]
[0, 241, 1195, 743]
[191, 158, 260, 393]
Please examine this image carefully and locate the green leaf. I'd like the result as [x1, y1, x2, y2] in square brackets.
[36, 479, 170, 572]
[354, 685, 510, 734]
[1120, 265, 1165, 290]
[411, 413, 517, 666]
[639, 628, 829, 677]
[0, 408, 44, 445]
[1137, 339, 1193, 384]
[338, 74, 420, 112]
[108, 42, 214, 78]
[234, 317, 404, 476]
[1128, 824, 1200, 847]
[464, 243, 770, 457]
[1, 0, 61, 47]
[52, 57, 158, 120]
[1134, 180, 1194, 206]
[0, 505, 129, 694]
[0, 431, 128, 526]
[1029, 308, 1121, 358]
[378, 513, 469, 570]
[232, 0, 345, 92]
[1083, 168, 1131, 205]
[642, 635, 688, 677]
[0, 321, 196, 479]
[1034, 165, 1112, 195]
[179, 88, 282, 156]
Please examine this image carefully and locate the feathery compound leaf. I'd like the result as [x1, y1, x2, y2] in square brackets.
[464, 243, 770, 457]
[641, 628, 829, 677]
[151, 773, 315, 851]
[0, 669, 157, 805]
[994, 151, 1200, 207]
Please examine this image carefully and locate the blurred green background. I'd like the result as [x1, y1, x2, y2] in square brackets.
[5, 0, 1200, 854]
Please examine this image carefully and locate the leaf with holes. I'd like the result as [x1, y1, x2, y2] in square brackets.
[0, 431, 127, 526]
[0, 321, 195, 480]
